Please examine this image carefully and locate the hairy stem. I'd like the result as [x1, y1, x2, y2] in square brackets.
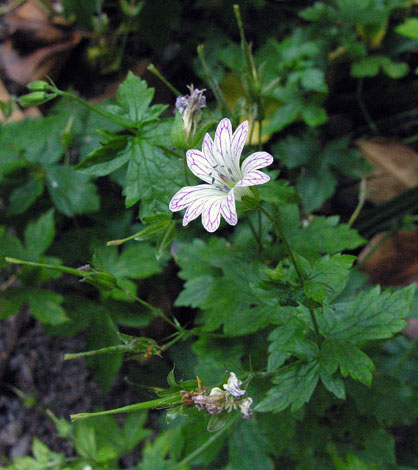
[257, 206, 322, 346]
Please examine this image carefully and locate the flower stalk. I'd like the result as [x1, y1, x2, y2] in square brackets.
[257, 206, 322, 346]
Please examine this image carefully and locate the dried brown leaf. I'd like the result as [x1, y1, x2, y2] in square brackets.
[359, 231, 418, 286]
[356, 138, 418, 204]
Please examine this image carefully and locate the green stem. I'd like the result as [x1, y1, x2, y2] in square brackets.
[348, 177, 367, 228]
[247, 216, 262, 253]
[257, 206, 322, 346]
[183, 154, 190, 185]
[6, 257, 179, 331]
[131, 293, 179, 330]
[258, 118, 263, 151]
[357, 79, 379, 135]
[233, 4, 253, 83]
[5, 257, 84, 277]
[258, 206, 304, 281]
[172, 415, 238, 469]
[248, 108, 257, 144]
[58, 91, 133, 128]
[71, 395, 181, 421]
[197, 44, 229, 116]
[147, 64, 181, 96]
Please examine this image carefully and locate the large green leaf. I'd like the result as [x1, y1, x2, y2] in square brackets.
[46, 166, 100, 216]
[122, 130, 183, 213]
[321, 285, 415, 342]
[228, 420, 274, 470]
[256, 361, 320, 412]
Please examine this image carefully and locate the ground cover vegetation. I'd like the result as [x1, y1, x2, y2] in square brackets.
[1, 0, 418, 468]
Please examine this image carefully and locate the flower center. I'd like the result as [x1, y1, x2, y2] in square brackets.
[209, 164, 238, 191]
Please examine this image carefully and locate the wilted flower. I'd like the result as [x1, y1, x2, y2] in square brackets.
[169, 118, 273, 232]
[192, 387, 226, 415]
[237, 397, 253, 419]
[175, 85, 206, 138]
[187, 372, 253, 419]
[223, 372, 246, 398]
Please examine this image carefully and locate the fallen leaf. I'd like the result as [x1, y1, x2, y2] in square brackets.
[4, 0, 71, 43]
[0, 0, 82, 85]
[359, 231, 418, 286]
[356, 138, 418, 204]
[0, 34, 81, 85]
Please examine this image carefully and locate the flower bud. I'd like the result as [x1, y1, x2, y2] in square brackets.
[172, 85, 206, 148]
[27, 80, 51, 92]
[18, 92, 53, 107]
[171, 111, 188, 150]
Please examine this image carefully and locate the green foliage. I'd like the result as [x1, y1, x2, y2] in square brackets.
[3, 2, 418, 468]
[396, 18, 418, 39]
[274, 132, 371, 213]
[351, 55, 409, 78]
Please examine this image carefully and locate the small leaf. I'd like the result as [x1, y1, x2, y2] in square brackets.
[7, 178, 44, 216]
[27, 288, 68, 325]
[321, 339, 375, 386]
[207, 412, 230, 433]
[395, 18, 418, 39]
[320, 373, 346, 400]
[24, 209, 55, 259]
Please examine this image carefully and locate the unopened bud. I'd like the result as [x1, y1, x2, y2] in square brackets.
[19, 91, 54, 107]
[27, 80, 51, 92]
[172, 85, 206, 147]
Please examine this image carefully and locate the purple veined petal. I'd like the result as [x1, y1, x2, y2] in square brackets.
[202, 133, 217, 166]
[236, 170, 270, 187]
[169, 184, 225, 212]
[201, 198, 223, 232]
[241, 151, 274, 175]
[220, 191, 238, 226]
[183, 198, 206, 226]
[213, 118, 233, 166]
[231, 120, 248, 167]
[186, 149, 214, 184]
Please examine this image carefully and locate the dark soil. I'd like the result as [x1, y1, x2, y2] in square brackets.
[0, 313, 142, 465]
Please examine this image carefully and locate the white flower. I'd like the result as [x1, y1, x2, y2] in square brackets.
[223, 372, 246, 398]
[237, 397, 253, 419]
[169, 118, 273, 232]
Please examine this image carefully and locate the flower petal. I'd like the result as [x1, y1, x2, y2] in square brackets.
[202, 133, 216, 166]
[214, 118, 232, 161]
[213, 118, 241, 179]
[186, 149, 214, 184]
[183, 198, 206, 226]
[169, 184, 225, 212]
[202, 199, 223, 232]
[241, 151, 273, 175]
[236, 170, 270, 187]
[231, 120, 248, 167]
[220, 191, 237, 226]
